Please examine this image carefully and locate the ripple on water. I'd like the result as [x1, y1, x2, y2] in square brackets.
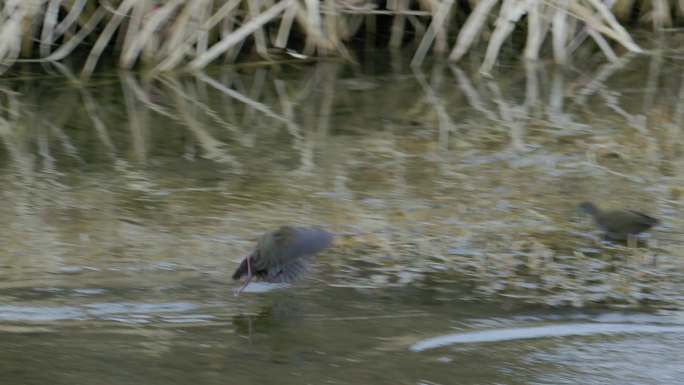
[0, 306, 86, 322]
[83, 302, 199, 315]
[72, 288, 107, 295]
[0, 302, 202, 323]
[409, 322, 684, 352]
[241, 282, 290, 293]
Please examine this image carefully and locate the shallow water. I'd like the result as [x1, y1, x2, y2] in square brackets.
[2, 49, 684, 384]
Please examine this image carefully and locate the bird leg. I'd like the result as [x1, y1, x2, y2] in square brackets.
[233, 255, 253, 296]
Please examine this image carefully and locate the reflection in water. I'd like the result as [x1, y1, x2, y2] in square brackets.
[1, 53, 682, 306]
[1, 50, 684, 384]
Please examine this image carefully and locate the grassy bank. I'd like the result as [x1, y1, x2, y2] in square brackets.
[0, 1, 681, 77]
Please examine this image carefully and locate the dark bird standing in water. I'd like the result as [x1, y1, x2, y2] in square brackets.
[578, 202, 659, 242]
[232, 226, 334, 295]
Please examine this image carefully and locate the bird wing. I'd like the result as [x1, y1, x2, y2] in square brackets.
[264, 257, 313, 283]
[625, 210, 659, 227]
[600, 210, 658, 235]
[242, 226, 333, 276]
[282, 227, 334, 258]
[262, 227, 334, 266]
[234, 227, 334, 281]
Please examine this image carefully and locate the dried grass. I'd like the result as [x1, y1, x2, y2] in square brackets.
[0, 0, 680, 75]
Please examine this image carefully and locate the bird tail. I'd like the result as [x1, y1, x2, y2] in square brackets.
[627, 210, 659, 227]
[232, 256, 251, 280]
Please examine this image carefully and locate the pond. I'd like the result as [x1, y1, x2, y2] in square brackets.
[1, 48, 684, 384]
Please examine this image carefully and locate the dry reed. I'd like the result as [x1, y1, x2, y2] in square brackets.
[0, 0, 680, 76]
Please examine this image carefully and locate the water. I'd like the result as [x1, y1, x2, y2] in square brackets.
[2, 49, 684, 384]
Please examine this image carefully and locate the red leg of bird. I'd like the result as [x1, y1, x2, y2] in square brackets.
[234, 256, 253, 296]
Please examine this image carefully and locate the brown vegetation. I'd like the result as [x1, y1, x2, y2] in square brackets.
[0, 1, 681, 76]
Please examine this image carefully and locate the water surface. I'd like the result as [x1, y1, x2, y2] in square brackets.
[1, 49, 684, 384]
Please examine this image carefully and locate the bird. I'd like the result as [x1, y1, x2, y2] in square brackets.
[232, 226, 334, 295]
[578, 202, 659, 242]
